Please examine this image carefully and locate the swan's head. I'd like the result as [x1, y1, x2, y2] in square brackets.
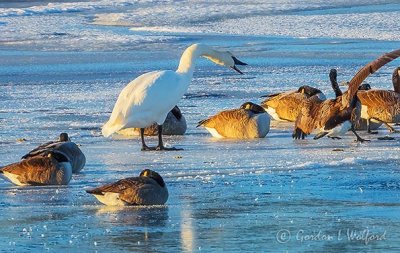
[202, 49, 247, 74]
[240, 102, 266, 113]
[140, 169, 166, 187]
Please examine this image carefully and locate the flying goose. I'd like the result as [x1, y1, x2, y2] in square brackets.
[102, 43, 247, 151]
[0, 152, 72, 186]
[261, 85, 326, 122]
[21, 133, 86, 173]
[86, 169, 168, 206]
[293, 49, 400, 141]
[197, 102, 270, 139]
[329, 69, 382, 131]
[356, 67, 400, 133]
[117, 106, 187, 136]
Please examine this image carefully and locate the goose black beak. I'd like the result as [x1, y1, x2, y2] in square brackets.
[170, 106, 182, 120]
[231, 56, 247, 74]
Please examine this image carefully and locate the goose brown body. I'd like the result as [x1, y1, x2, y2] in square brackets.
[197, 102, 270, 139]
[0, 154, 72, 186]
[261, 86, 325, 122]
[293, 49, 400, 140]
[21, 133, 86, 173]
[293, 95, 354, 139]
[86, 169, 168, 206]
[356, 67, 400, 132]
[329, 69, 382, 131]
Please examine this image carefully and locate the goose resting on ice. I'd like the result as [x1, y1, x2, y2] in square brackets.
[197, 102, 270, 139]
[86, 169, 168, 206]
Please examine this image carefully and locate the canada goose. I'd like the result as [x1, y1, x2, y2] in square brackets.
[86, 169, 168, 206]
[293, 49, 400, 141]
[102, 43, 247, 151]
[356, 67, 400, 133]
[197, 102, 270, 139]
[117, 106, 187, 136]
[329, 69, 382, 131]
[261, 85, 326, 122]
[21, 133, 86, 173]
[0, 152, 72, 186]
[21, 132, 70, 159]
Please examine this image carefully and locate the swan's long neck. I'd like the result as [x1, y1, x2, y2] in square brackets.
[176, 44, 223, 78]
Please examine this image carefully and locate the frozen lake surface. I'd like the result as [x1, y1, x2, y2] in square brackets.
[0, 0, 400, 252]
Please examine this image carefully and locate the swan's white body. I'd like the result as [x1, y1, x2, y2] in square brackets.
[102, 44, 242, 137]
[102, 71, 186, 136]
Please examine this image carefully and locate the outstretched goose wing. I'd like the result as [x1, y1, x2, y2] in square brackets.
[344, 49, 400, 108]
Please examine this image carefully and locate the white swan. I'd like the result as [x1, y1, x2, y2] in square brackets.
[102, 43, 247, 151]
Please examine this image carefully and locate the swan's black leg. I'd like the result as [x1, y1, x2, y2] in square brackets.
[155, 125, 183, 151]
[140, 128, 155, 151]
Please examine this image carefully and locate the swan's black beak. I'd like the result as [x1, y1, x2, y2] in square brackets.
[231, 65, 243, 74]
[231, 56, 247, 75]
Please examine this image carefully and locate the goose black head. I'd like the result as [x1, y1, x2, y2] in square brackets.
[297, 85, 322, 97]
[48, 151, 69, 163]
[59, 133, 70, 142]
[358, 83, 371, 91]
[140, 169, 166, 187]
[170, 106, 183, 120]
[240, 102, 266, 114]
